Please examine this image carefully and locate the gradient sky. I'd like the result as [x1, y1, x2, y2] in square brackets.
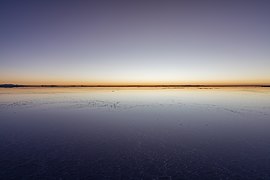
[1, 0, 270, 85]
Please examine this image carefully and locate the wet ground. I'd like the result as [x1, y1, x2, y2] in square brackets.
[0, 87, 270, 179]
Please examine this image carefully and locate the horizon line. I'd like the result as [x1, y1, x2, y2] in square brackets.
[1, 84, 270, 88]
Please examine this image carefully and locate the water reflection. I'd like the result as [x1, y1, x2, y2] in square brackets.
[0, 88, 270, 179]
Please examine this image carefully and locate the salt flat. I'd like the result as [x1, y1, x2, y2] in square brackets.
[0, 87, 270, 179]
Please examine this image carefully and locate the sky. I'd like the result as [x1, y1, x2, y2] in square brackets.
[0, 0, 270, 85]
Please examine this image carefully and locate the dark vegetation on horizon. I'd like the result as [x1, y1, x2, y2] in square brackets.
[0, 84, 269, 88]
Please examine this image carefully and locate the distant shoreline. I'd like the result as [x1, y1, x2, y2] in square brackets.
[0, 84, 269, 88]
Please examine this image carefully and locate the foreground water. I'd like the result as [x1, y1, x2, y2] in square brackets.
[0, 87, 270, 179]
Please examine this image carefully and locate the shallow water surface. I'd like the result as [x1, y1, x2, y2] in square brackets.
[0, 87, 270, 179]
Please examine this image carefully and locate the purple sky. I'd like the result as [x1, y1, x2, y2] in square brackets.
[1, 0, 270, 85]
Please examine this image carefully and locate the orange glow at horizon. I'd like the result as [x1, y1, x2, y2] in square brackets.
[1, 78, 270, 86]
